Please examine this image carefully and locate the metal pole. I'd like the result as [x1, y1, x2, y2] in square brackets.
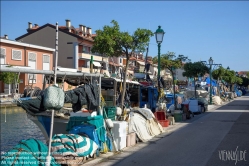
[45, 109, 54, 166]
[0, 67, 103, 77]
[113, 79, 117, 106]
[209, 65, 212, 104]
[99, 74, 102, 115]
[46, 22, 58, 166]
[173, 70, 176, 108]
[157, 43, 161, 92]
[54, 22, 58, 85]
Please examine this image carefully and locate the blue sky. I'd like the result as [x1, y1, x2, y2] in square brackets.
[1, 1, 249, 71]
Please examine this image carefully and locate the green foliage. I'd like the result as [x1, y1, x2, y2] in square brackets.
[235, 76, 243, 84]
[152, 51, 190, 72]
[238, 76, 249, 87]
[182, 62, 209, 78]
[0, 66, 19, 84]
[91, 20, 153, 58]
[212, 66, 225, 80]
[182, 62, 209, 98]
[222, 69, 236, 84]
[174, 80, 178, 85]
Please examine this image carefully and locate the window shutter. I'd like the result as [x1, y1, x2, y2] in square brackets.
[1, 48, 6, 57]
[43, 55, 50, 70]
[29, 52, 36, 61]
[12, 50, 22, 60]
[43, 55, 50, 63]
[0, 48, 6, 64]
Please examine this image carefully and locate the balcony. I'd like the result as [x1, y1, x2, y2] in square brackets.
[78, 53, 108, 62]
[78, 67, 110, 77]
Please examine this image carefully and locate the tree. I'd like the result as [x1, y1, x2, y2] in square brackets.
[0, 66, 20, 95]
[212, 66, 225, 96]
[182, 62, 209, 98]
[222, 69, 235, 91]
[152, 52, 190, 106]
[91, 20, 153, 110]
[152, 51, 190, 78]
[239, 76, 249, 87]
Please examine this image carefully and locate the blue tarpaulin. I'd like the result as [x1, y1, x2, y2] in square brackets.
[205, 77, 217, 86]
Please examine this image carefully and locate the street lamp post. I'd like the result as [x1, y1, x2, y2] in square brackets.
[208, 57, 213, 105]
[155, 26, 165, 94]
[205, 57, 221, 105]
[172, 67, 176, 109]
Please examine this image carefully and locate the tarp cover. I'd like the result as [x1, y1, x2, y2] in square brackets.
[128, 108, 164, 142]
[205, 77, 217, 86]
[0, 138, 59, 166]
[51, 134, 98, 158]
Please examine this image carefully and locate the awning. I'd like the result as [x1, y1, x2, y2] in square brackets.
[92, 61, 101, 67]
[127, 70, 134, 75]
[137, 61, 145, 65]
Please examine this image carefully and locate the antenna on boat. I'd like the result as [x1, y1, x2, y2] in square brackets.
[46, 22, 58, 166]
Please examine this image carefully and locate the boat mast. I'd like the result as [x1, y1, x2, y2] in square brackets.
[54, 22, 59, 85]
[46, 22, 58, 166]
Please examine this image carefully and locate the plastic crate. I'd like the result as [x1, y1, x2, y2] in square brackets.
[69, 124, 101, 150]
[103, 107, 116, 120]
[154, 111, 166, 121]
[159, 120, 169, 127]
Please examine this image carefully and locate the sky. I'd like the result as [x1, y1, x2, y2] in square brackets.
[1, 1, 249, 72]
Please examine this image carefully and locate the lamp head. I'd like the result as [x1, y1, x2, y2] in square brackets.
[208, 57, 213, 65]
[155, 26, 165, 44]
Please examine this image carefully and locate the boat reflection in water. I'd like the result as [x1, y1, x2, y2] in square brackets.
[0, 107, 46, 152]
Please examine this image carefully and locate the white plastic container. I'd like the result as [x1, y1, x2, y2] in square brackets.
[112, 121, 128, 137]
[114, 135, 127, 150]
[70, 111, 97, 117]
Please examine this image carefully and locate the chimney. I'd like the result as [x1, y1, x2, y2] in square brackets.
[79, 24, 84, 36]
[87, 27, 92, 36]
[65, 19, 71, 28]
[4, 34, 8, 39]
[28, 22, 32, 29]
[79, 24, 84, 31]
[34, 24, 39, 28]
[83, 25, 86, 36]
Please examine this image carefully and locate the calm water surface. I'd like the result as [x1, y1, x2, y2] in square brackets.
[0, 107, 46, 152]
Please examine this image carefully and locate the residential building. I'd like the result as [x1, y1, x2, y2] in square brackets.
[15, 20, 109, 75]
[238, 71, 248, 78]
[0, 37, 54, 94]
[175, 68, 187, 81]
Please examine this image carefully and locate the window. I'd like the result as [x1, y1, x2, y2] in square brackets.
[28, 52, 37, 83]
[1, 48, 6, 64]
[120, 58, 122, 64]
[43, 55, 50, 70]
[83, 46, 89, 53]
[12, 49, 22, 60]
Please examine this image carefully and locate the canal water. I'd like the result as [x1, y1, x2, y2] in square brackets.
[0, 107, 46, 152]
